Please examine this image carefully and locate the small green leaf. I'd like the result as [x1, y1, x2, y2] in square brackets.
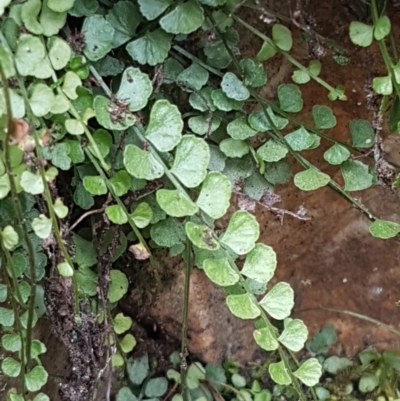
[253, 327, 279, 351]
[94, 95, 136, 130]
[83, 176, 108, 195]
[259, 282, 294, 320]
[178, 63, 209, 91]
[120, 333, 137, 353]
[0, 284, 7, 303]
[284, 127, 314, 151]
[185, 221, 220, 250]
[0, 174, 11, 199]
[240, 58, 267, 88]
[150, 217, 185, 247]
[359, 373, 380, 393]
[203, 258, 239, 286]
[292, 70, 310, 84]
[144, 99, 183, 151]
[350, 119, 374, 148]
[349, 21, 374, 47]
[369, 219, 400, 239]
[48, 0, 74, 12]
[187, 362, 206, 389]
[294, 169, 330, 191]
[62, 71, 82, 100]
[221, 72, 250, 101]
[373, 75, 392, 95]
[123, 144, 164, 180]
[188, 115, 221, 136]
[227, 118, 257, 140]
[256, 41, 277, 62]
[57, 261, 74, 277]
[323, 356, 352, 374]
[109, 170, 130, 197]
[132, 203, 153, 228]
[20, 171, 44, 195]
[21, 0, 43, 35]
[160, 0, 204, 34]
[138, 0, 172, 20]
[126, 29, 171, 66]
[189, 86, 216, 111]
[108, 270, 129, 303]
[33, 393, 50, 401]
[374, 16, 391, 40]
[241, 244, 276, 284]
[293, 359, 322, 387]
[40, 0, 68, 37]
[106, 205, 128, 225]
[226, 293, 260, 320]
[116, 386, 137, 401]
[0, 307, 14, 326]
[145, 377, 168, 398]
[156, 189, 198, 217]
[127, 354, 149, 386]
[29, 83, 55, 117]
[278, 319, 308, 351]
[15, 35, 46, 77]
[0, 44, 15, 79]
[211, 88, 244, 111]
[32, 215, 52, 239]
[106, 1, 142, 48]
[248, 109, 288, 132]
[220, 138, 250, 158]
[196, 172, 231, 219]
[25, 366, 48, 392]
[171, 135, 209, 188]
[113, 313, 133, 335]
[92, 55, 124, 77]
[48, 37, 72, 70]
[2, 357, 21, 378]
[2, 334, 21, 352]
[221, 211, 260, 255]
[65, 119, 85, 135]
[82, 15, 115, 61]
[117, 67, 153, 112]
[278, 84, 303, 112]
[323, 144, 350, 165]
[88, 129, 113, 158]
[231, 374, 246, 388]
[312, 105, 336, 129]
[272, 24, 292, 51]
[257, 140, 288, 162]
[341, 160, 373, 191]
[269, 360, 292, 385]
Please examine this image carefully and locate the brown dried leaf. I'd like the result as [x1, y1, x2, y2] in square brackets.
[129, 243, 150, 260]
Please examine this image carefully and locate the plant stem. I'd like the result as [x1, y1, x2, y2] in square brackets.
[180, 238, 191, 401]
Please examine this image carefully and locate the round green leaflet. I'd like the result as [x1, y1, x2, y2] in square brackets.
[48, 37, 72, 70]
[349, 119, 374, 148]
[156, 189, 198, 217]
[185, 221, 220, 250]
[221, 72, 250, 101]
[2, 357, 21, 377]
[171, 135, 210, 188]
[227, 118, 257, 140]
[25, 366, 48, 392]
[188, 115, 221, 136]
[277, 84, 303, 113]
[220, 138, 250, 158]
[0, 174, 11, 199]
[145, 377, 168, 398]
[253, 327, 279, 351]
[211, 89, 244, 111]
[341, 160, 373, 191]
[294, 169, 330, 191]
[178, 63, 209, 92]
[21, 0, 43, 35]
[62, 71, 82, 100]
[257, 140, 288, 162]
[259, 282, 294, 320]
[369, 219, 400, 239]
[278, 318, 308, 352]
[349, 21, 374, 47]
[113, 313, 133, 335]
[269, 360, 292, 385]
[293, 358, 322, 387]
[2, 334, 22, 352]
[123, 144, 164, 180]
[40, 0, 68, 37]
[15, 35, 46, 77]
[221, 210, 260, 255]
[20, 171, 44, 195]
[374, 16, 391, 40]
[138, 0, 173, 20]
[272, 24, 292, 51]
[196, 172, 231, 219]
[144, 99, 183, 152]
[108, 270, 129, 303]
[373, 75, 392, 95]
[241, 243, 277, 284]
[203, 258, 240, 287]
[226, 293, 260, 320]
[94, 95, 136, 130]
[32, 215, 52, 239]
[239, 58, 267, 88]
[120, 334, 137, 353]
[105, 205, 128, 225]
[116, 67, 153, 112]
[323, 144, 350, 165]
[284, 127, 314, 151]
[57, 262, 74, 277]
[312, 105, 337, 129]
[131, 202, 153, 228]
[83, 175, 108, 195]
[160, 0, 204, 34]
[48, 0, 74, 12]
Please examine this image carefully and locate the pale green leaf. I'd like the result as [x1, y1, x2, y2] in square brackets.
[20, 171, 44, 195]
[83, 175, 108, 196]
[0, 89, 25, 118]
[369, 219, 400, 239]
[226, 293, 260, 320]
[256, 41, 278, 62]
[138, 0, 172, 20]
[0, 307, 14, 326]
[312, 105, 336, 129]
[171, 135, 209, 187]
[108, 270, 129, 303]
[117, 67, 152, 112]
[160, 0, 204, 34]
[2, 334, 21, 352]
[145, 377, 168, 398]
[294, 169, 330, 191]
[278, 318, 308, 351]
[144, 99, 183, 151]
[76, 265, 97, 296]
[48, 0, 74, 12]
[178, 63, 209, 91]
[278, 84, 303, 112]
[25, 366, 48, 392]
[350, 119, 374, 148]
[65, 119, 85, 135]
[156, 189, 198, 217]
[359, 373, 380, 393]
[221, 72, 250, 101]
[221, 210, 260, 255]
[248, 109, 288, 132]
[188, 115, 221, 136]
[113, 313, 133, 335]
[88, 129, 112, 158]
[0, 44, 15, 78]
[374, 16, 391, 40]
[259, 282, 294, 320]
[253, 327, 279, 351]
[62, 71, 82, 100]
[323, 356, 352, 374]
[0, 174, 11, 199]
[257, 140, 288, 162]
[94, 95, 136, 130]
[239, 58, 267, 88]
[185, 221, 219, 250]
[82, 15, 115, 61]
[220, 138, 249, 158]
[126, 29, 171, 66]
[196, 172, 231, 219]
[284, 127, 314, 151]
[124, 144, 164, 180]
[269, 360, 292, 385]
[211, 89, 243, 111]
[203, 258, 239, 286]
[150, 217, 185, 247]
[272, 24, 292, 51]
[2, 357, 21, 377]
[349, 22, 374, 47]
[323, 144, 350, 165]
[293, 359, 322, 387]
[92, 55, 124, 77]
[110, 170, 131, 197]
[190, 87, 216, 111]
[132, 202, 153, 228]
[241, 244, 276, 283]
[48, 37, 72, 70]
[57, 261, 74, 277]
[50, 94, 70, 114]
[292, 69, 310, 84]
[373, 75, 392, 95]
[227, 118, 257, 140]
[21, 0, 43, 34]
[120, 334, 137, 353]
[32, 215, 52, 239]
[341, 160, 373, 191]
[15, 35, 46, 77]
[40, 0, 68, 37]
[106, 205, 128, 225]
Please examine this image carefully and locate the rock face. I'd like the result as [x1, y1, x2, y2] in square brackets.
[145, 0, 400, 364]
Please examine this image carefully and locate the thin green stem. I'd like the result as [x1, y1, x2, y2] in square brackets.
[180, 238, 191, 401]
